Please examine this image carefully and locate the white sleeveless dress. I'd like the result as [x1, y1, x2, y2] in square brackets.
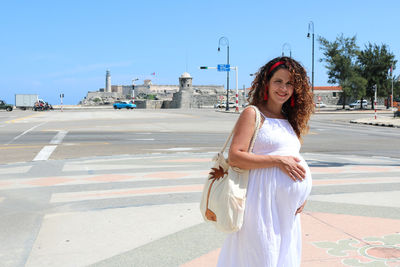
[217, 114, 312, 267]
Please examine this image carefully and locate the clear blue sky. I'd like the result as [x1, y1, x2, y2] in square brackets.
[1, 0, 399, 105]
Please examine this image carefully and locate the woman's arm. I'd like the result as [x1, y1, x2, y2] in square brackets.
[228, 107, 306, 181]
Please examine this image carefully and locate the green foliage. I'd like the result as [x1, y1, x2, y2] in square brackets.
[146, 94, 157, 100]
[93, 97, 101, 103]
[319, 34, 397, 109]
[357, 43, 396, 104]
[318, 34, 366, 108]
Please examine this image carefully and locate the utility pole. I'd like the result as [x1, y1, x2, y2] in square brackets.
[60, 93, 64, 112]
[373, 84, 377, 119]
[307, 21, 315, 93]
[218, 37, 230, 111]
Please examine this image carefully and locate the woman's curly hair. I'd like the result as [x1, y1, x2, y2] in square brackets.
[248, 56, 314, 140]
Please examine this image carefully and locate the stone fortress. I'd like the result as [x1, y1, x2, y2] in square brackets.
[80, 70, 245, 108]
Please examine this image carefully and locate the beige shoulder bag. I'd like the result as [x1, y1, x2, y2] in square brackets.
[199, 105, 261, 233]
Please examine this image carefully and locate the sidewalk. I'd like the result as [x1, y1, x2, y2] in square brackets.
[2, 152, 399, 266]
[351, 116, 400, 128]
[216, 105, 396, 114]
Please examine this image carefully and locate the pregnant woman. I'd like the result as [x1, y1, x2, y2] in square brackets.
[217, 57, 314, 267]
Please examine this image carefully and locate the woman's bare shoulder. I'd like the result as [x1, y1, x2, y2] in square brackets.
[237, 106, 257, 126]
[241, 105, 257, 117]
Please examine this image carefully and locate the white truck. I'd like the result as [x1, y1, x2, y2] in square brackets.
[15, 94, 39, 110]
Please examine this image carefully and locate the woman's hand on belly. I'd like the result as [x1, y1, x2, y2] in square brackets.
[276, 156, 306, 182]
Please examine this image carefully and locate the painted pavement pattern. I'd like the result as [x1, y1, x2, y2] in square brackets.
[0, 152, 399, 266]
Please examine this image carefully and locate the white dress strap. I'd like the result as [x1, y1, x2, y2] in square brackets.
[219, 105, 261, 154]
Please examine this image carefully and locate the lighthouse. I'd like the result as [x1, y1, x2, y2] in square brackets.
[105, 70, 111, 93]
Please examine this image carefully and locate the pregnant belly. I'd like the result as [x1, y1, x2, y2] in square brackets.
[276, 157, 312, 211]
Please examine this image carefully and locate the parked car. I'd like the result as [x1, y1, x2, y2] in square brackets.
[0, 100, 13, 111]
[349, 100, 368, 109]
[214, 102, 222, 108]
[217, 102, 237, 109]
[315, 102, 327, 108]
[113, 101, 136, 109]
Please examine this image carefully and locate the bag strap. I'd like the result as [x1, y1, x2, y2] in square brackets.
[219, 105, 261, 154]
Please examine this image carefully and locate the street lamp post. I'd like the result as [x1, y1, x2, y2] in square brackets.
[132, 78, 139, 102]
[391, 63, 394, 109]
[307, 21, 315, 93]
[282, 43, 292, 58]
[218, 37, 230, 111]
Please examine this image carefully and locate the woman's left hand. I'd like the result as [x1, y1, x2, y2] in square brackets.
[295, 200, 307, 215]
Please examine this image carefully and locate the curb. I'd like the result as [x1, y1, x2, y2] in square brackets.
[350, 120, 400, 128]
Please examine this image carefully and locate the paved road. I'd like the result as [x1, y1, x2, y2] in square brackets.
[1, 109, 399, 164]
[1, 109, 399, 267]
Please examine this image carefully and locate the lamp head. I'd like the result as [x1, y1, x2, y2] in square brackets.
[218, 47, 220, 52]
[307, 33, 310, 38]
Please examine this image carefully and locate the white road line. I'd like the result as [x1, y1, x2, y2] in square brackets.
[32, 130, 67, 161]
[50, 184, 203, 203]
[6, 122, 47, 145]
[50, 130, 68, 145]
[0, 166, 32, 175]
[33, 145, 57, 161]
[62, 164, 192, 171]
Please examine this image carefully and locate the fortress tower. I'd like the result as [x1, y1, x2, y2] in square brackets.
[105, 70, 111, 93]
[174, 72, 193, 108]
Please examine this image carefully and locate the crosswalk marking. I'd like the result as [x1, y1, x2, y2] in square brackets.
[50, 130, 68, 145]
[0, 166, 32, 175]
[50, 184, 204, 203]
[62, 164, 192, 172]
[33, 145, 57, 161]
[32, 130, 68, 161]
[0, 170, 209, 190]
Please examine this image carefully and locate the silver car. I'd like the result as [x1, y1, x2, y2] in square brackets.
[349, 100, 368, 108]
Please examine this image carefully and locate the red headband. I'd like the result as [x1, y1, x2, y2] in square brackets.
[264, 61, 286, 100]
[268, 61, 286, 74]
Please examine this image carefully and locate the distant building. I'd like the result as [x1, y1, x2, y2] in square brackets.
[313, 86, 342, 105]
[80, 70, 239, 108]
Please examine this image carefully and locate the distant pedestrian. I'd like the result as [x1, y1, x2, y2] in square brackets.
[217, 57, 314, 267]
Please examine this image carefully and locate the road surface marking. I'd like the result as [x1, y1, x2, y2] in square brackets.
[50, 184, 204, 203]
[0, 145, 41, 150]
[6, 122, 47, 144]
[62, 164, 190, 171]
[0, 166, 32, 175]
[50, 130, 68, 144]
[5, 113, 41, 123]
[32, 130, 67, 161]
[33, 145, 57, 161]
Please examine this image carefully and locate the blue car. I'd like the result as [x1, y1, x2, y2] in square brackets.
[113, 101, 136, 109]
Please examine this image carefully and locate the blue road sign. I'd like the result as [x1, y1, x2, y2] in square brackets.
[217, 64, 230, 72]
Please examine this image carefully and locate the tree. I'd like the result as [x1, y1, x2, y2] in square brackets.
[357, 43, 396, 109]
[318, 34, 367, 109]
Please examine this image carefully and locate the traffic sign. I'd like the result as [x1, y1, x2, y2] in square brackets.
[217, 64, 230, 72]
